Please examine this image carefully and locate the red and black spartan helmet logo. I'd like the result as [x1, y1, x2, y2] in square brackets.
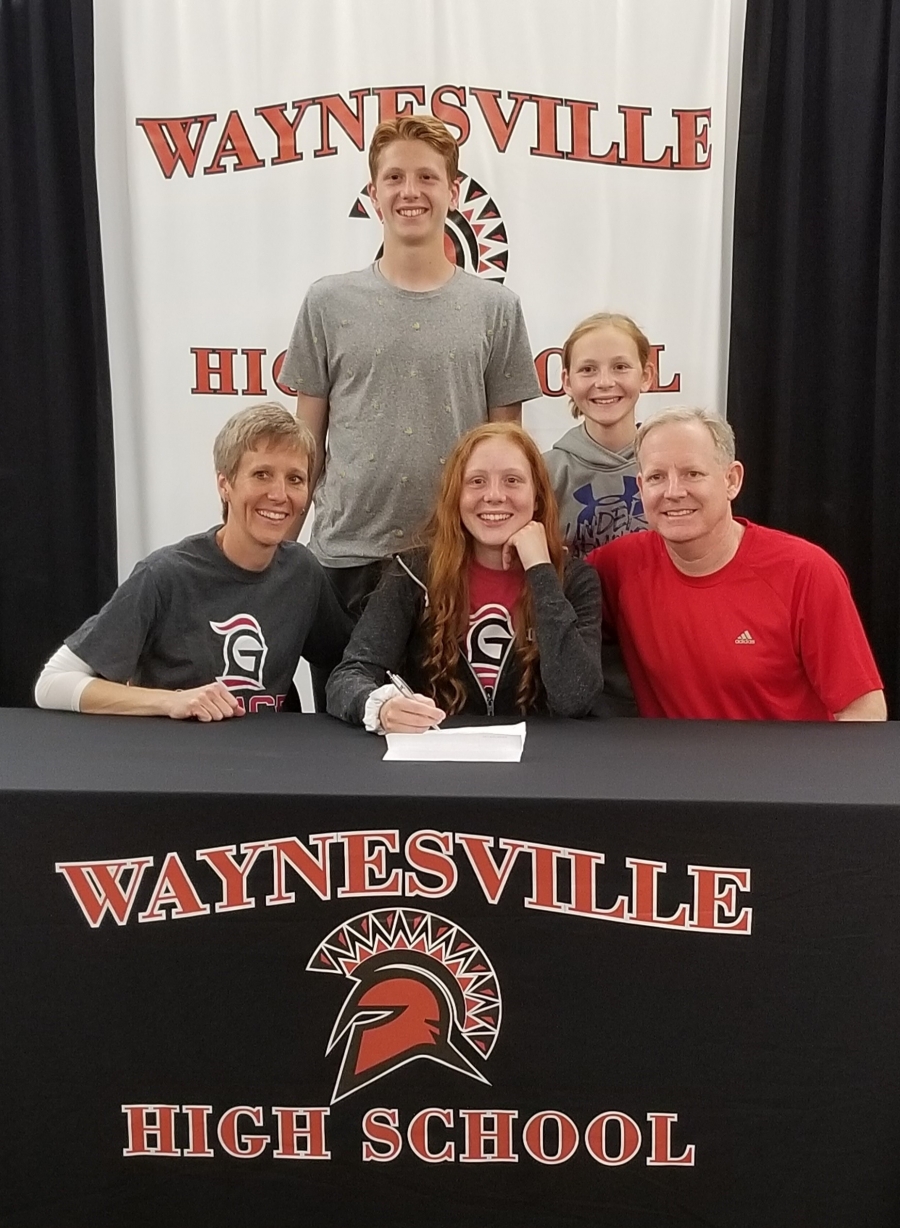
[308, 909, 502, 1104]
[350, 172, 510, 282]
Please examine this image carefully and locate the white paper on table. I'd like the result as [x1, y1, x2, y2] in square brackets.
[383, 722, 527, 763]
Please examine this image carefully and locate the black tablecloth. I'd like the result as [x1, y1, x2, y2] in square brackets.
[1, 711, 899, 1227]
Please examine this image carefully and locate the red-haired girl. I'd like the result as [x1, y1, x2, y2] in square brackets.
[327, 423, 603, 732]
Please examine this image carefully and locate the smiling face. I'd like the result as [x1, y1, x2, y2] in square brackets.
[637, 420, 743, 556]
[217, 442, 309, 570]
[458, 437, 536, 567]
[368, 138, 459, 250]
[562, 325, 652, 451]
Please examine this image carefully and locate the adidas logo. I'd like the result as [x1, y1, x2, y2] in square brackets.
[734, 630, 756, 645]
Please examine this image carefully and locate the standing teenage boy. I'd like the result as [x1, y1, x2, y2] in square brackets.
[281, 115, 541, 621]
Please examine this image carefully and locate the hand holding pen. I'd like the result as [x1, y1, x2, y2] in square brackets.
[381, 671, 446, 734]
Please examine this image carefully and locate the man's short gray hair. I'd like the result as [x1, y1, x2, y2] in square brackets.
[635, 407, 736, 467]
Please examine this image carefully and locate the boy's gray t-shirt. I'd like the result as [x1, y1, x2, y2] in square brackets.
[66, 529, 351, 708]
[281, 264, 541, 566]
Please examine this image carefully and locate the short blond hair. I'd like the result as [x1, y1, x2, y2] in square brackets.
[635, 407, 736, 467]
[368, 115, 459, 184]
[214, 403, 315, 519]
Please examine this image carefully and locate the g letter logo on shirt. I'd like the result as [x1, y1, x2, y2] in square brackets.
[466, 603, 515, 692]
[210, 613, 269, 691]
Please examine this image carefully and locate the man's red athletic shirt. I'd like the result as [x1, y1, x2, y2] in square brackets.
[587, 519, 882, 720]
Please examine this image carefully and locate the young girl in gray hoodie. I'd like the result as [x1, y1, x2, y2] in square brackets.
[544, 313, 654, 715]
[544, 312, 653, 558]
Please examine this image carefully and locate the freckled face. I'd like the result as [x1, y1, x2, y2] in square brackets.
[459, 438, 536, 564]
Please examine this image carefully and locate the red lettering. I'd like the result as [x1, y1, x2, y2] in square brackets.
[430, 85, 470, 145]
[646, 344, 681, 393]
[191, 348, 238, 395]
[459, 1109, 518, 1162]
[646, 1112, 695, 1166]
[534, 347, 564, 397]
[568, 848, 628, 920]
[362, 1108, 403, 1162]
[249, 834, 335, 905]
[524, 93, 565, 159]
[523, 842, 568, 913]
[455, 833, 526, 904]
[688, 865, 752, 933]
[135, 115, 216, 179]
[217, 1107, 269, 1159]
[272, 1107, 331, 1159]
[271, 350, 293, 397]
[404, 830, 457, 898]
[469, 88, 529, 153]
[673, 108, 712, 169]
[255, 100, 316, 165]
[56, 857, 153, 927]
[585, 1112, 642, 1166]
[565, 98, 620, 164]
[241, 348, 267, 397]
[315, 90, 370, 157]
[203, 110, 265, 176]
[408, 1107, 455, 1163]
[122, 1104, 180, 1156]
[619, 106, 674, 169]
[138, 852, 210, 923]
[626, 858, 690, 928]
[372, 85, 426, 123]
[337, 831, 402, 897]
[183, 1105, 214, 1157]
[196, 843, 266, 913]
[247, 694, 277, 713]
[522, 1111, 579, 1165]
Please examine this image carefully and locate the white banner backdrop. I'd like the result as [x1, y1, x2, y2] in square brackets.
[95, 0, 747, 576]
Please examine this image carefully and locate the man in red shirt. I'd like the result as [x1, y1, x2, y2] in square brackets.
[587, 407, 886, 720]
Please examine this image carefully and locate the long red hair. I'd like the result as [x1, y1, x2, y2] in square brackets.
[418, 423, 565, 714]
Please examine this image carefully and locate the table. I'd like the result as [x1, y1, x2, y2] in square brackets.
[1, 710, 899, 1227]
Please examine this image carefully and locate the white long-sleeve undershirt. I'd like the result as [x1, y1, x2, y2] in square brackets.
[34, 644, 97, 712]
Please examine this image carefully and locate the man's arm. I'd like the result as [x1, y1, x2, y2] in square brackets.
[834, 689, 887, 721]
[488, 403, 522, 424]
[296, 393, 329, 495]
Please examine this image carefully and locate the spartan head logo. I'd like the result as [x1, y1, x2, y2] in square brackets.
[308, 909, 502, 1103]
[350, 171, 510, 282]
[209, 613, 268, 691]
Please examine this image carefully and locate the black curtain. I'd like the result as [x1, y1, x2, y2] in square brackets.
[0, 0, 116, 707]
[729, 0, 900, 713]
